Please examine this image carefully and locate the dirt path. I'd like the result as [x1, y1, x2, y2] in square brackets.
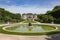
[0, 33, 48, 40]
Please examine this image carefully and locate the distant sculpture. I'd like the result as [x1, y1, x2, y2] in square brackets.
[28, 22, 32, 31]
[28, 23, 32, 26]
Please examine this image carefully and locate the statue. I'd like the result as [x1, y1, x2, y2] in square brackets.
[28, 22, 32, 26]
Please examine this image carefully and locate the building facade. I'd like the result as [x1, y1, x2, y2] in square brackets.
[22, 13, 37, 20]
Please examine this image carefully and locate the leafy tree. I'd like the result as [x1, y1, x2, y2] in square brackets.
[45, 6, 60, 23]
[54, 18, 60, 24]
[37, 14, 53, 23]
[53, 6, 60, 10]
[0, 8, 22, 23]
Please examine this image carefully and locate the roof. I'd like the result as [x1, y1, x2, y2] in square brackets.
[22, 13, 37, 15]
[26, 13, 33, 15]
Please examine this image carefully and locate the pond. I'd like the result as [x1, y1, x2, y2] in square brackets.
[4, 24, 57, 33]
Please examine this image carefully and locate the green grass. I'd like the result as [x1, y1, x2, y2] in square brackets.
[0, 26, 60, 35]
[6, 26, 18, 30]
[42, 25, 55, 31]
[23, 20, 37, 23]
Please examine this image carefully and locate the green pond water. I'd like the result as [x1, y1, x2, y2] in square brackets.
[5, 24, 55, 33]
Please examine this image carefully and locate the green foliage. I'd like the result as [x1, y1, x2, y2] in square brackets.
[46, 10, 52, 14]
[37, 14, 53, 23]
[46, 6, 60, 23]
[47, 9, 60, 18]
[53, 6, 60, 10]
[54, 18, 60, 24]
[37, 6, 60, 24]
[0, 8, 22, 23]
[0, 20, 5, 23]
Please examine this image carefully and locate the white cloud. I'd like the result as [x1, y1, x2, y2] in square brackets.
[0, 5, 52, 14]
[0, 0, 60, 14]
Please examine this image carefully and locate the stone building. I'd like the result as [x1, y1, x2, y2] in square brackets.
[22, 13, 37, 20]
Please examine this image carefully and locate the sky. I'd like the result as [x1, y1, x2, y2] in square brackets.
[0, 0, 60, 14]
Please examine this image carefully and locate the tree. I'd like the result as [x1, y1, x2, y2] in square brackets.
[53, 6, 60, 10]
[54, 18, 60, 24]
[0, 8, 23, 23]
[37, 14, 53, 23]
[45, 6, 60, 24]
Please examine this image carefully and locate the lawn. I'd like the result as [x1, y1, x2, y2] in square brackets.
[0, 25, 60, 35]
[23, 20, 37, 23]
[42, 25, 55, 31]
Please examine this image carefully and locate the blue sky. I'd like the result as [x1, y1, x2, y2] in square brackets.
[0, 0, 60, 14]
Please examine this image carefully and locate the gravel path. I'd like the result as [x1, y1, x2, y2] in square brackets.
[0, 33, 60, 40]
[0, 33, 48, 40]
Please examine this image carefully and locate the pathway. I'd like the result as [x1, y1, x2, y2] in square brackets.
[0, 33, 48, 40]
